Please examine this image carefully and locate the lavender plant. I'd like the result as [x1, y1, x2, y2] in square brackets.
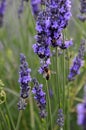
[16, 0, 86, 129]
[0, 0, 86, 130]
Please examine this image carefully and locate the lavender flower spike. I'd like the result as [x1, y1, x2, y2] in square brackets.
[56, 109, 64, 127]
[18, 53, 32, 99]
[45, 0, 71, 47]
[0, 0, 6, 27]
[80, 0, 86, 14]
[32, 78, 47, 118]
[17, 97, 27, 110]
[77, 85, 86, 130]
[30, 0, 41, 19]
[18, 0, 29, 18]
[78, 0, 86, 22]
[68, 40, 85, 81]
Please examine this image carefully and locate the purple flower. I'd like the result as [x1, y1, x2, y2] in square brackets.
[32, 78, 47, 118]
[77, 85, 86, 129]
[33, 10, 52, 77]
[80, 0, 86, 14]
[56, 109, 64, 127]
[17, 98, 27, 110]
[77, 103, 85, 125]
[78, 0, 86, 22]
[0, 0, 6, 27]
[56, 34, 73, 49]
[78, 15, 86, 22]
[45, 0, 71, 47]
[68, 40, 85, 81]
[18, 53, 32, 99]
[30, 0, 41, 19]
[68, 56, 84, 81]
[18, 0, 28, 18]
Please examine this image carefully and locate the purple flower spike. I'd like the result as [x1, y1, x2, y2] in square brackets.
[45, 0, 71, 47]
[56, 35, 73, 49]
[77, 85, 86, 130]
[0, 0, 6, 27]
[68, 39, 85, 81]
[18, 53, 32, 99]
[32, 78, 47, 118]
[68, 56, 84, 81]
[56, 109, 64, 127]
[78, 0, 86, 22]
[17, 98, 27, 110]
[30, 0, 41, 19]
[80, 0, 86, 14]
[18, 0, 28, 18]
[77, 103, 84, 125]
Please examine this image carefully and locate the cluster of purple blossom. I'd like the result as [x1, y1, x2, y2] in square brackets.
[32, 0, 73, 79]
[32, 78, 47, 118]
[17, 53, 31, 110]
[78, 0, 86, 22]
[17, 53, 46, 118]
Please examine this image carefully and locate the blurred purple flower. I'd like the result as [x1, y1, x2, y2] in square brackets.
[78, 0, 86, 22]
[80, 0, 86, 14]
[68, 56, 84, 81]
[77, 85, 86, 130]
[18, 0, 28, 18]
[56, 109, 64, 127]
[30, 0, 41, 19]
[0, 0, 6, 27]
[77, 103, 85, 125]
[68, 40, 85, 81]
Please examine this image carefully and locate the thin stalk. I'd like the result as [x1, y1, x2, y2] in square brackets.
[60, 127, 63, 130]
[67, 87, 70, 130]
[66, 49, 70, 130]
[5, 102, 16, 130]
[62, 33, 65, 130]
[63, 49, 65, 111]
[15, 111, 22, 130]
[46, 80, 52, 130]
[29, 92, 35, 130]
[56, 48, 60, 108]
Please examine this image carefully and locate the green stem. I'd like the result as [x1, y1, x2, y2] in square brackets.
[63, 50, 65, 111]
[5, 102, 16, 130]
[66, 49, 70, 130]
[56, 48, 60, 108]
[29, 92, 35, 130]
[67, 87, 70, 130]
[15, 111, 22, 130]
[46, 80, 52, 130]
[62, 33, 65, 130]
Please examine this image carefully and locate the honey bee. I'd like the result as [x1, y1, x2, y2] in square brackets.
[43, 67, 51, 80]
